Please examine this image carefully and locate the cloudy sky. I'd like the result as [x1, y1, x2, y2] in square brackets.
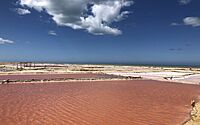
[0, 0, 200, 65]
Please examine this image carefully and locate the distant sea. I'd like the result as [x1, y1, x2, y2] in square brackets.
[58, 62, 200, 68]
[1, 61, 200, 68]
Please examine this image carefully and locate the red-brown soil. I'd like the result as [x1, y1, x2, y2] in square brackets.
[0, 80, 200, 125]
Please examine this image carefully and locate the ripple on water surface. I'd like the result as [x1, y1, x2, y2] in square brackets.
[0, 80, 200, 125]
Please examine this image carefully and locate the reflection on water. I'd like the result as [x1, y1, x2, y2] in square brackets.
[0, 73, 117, 81]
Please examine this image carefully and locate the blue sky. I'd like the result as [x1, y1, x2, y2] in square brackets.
[0, 0, 200, 65]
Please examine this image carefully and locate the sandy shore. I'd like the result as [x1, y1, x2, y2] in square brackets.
[0, 80, 200, 125]
[184, 101, 200, 125]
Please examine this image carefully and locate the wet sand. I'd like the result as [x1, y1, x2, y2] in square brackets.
[0, 80, 200, 125]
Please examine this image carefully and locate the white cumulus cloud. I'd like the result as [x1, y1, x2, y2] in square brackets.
[0, 37, 14, 45]
[183, 17, 200, 27]
[179, 0, 192, 5]
[18, 0, 133, 35]
[48, 30, 57, 36]
[171, 22, 181, 26]
[15, 8, 31, 15]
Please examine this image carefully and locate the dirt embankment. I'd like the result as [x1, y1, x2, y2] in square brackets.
[184, 101, 200, 125]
